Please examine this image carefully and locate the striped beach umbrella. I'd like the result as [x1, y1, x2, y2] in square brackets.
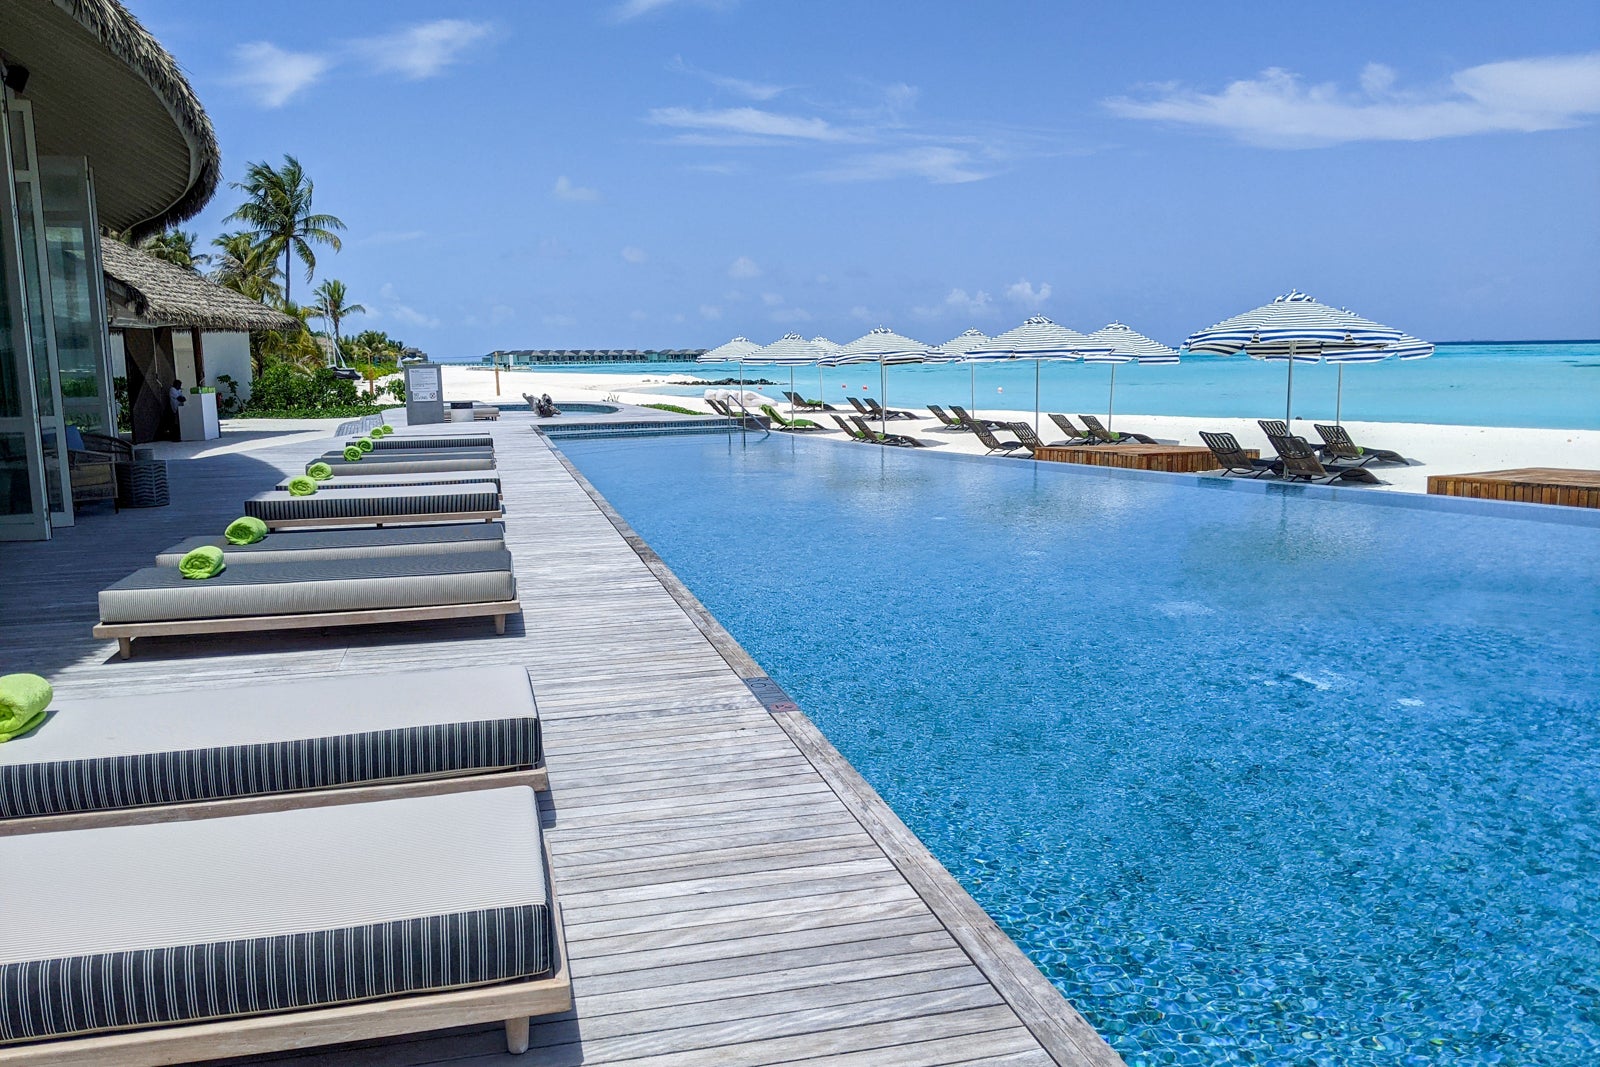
[698, 336, 764, 416]
[1084, 322, 1180, 430]
[926, 329, 990, 413]
[1186, 291, 1417, 424]
[1323, 334, 1434, 425]
[974, 317, 1115, 434]
[749, 333, 829, 420]
[823, 327, 930, 437]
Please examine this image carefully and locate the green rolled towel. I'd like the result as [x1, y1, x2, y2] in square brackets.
[307, 461, 334, 481]
[374, 425, 391, 436]
[0, 673, 51, 742]
[179, 545, 226, 580]
[287, 475, 318, 497]
[343, 445, 363, 462]
[225, 516, 268, 545]
[356, 437, 374, 453]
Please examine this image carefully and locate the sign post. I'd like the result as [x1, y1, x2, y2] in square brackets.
[404, 363, 446, 425]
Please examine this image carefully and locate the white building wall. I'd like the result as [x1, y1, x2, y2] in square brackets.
[202, 332, 253, 408]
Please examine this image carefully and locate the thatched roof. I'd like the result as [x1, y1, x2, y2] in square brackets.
[2, 1, 220, 239]
[101, 239, 297, 332]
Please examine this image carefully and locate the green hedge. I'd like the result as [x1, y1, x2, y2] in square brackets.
[644, 402, 702, 415]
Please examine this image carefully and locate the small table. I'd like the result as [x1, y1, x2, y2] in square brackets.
[1427, 468, 1600, 509]
[1033, 444, 1244, 474]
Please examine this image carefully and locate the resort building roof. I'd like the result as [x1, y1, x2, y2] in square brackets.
[100, 239, 297, 332]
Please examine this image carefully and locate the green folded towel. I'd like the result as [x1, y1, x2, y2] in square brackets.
[374, 425, 391, 436]
[0, 673, 51, 742]
[343, 445, 363, 462]
[307, 461, 334, 481]
[179, 545, 226, 580]
[225, 516, 268, 545]
[356, 437, 374, 453]
[287, 475, 318, 496]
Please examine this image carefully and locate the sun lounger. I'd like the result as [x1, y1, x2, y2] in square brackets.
[862, 398, 916, 421]
[927, 404, 967, 430]
[949, 405, 1004, 430]
[245, 482, 501, 529]
[94, 549, 520, 658]
[155, 522, 507, 566]
[1201, 430, 1282, 477]
[0, 665, 546, 829]
[967, 422, 1028, 456]
[850, 415, 926, 447]
[368, 433, 494, 450]
[1047, 414, 1096, 445]
[0, 787, 569, 1062]
[320, 447, 496, 464]
[784, 391, 834, 411]
[315, 449, 497, 475]
[846, 396, 874, 418]
[830, 414, 870, 441]
[278, 470, 502, 493]
[1078, 414, 1158, 444]
[705, 397, 735, 417]
[1005, 422, 1075, 454]
[1266, 433, 1383, 485]
[1313, 423, 1407, 465]
[760, 404, 826, 431]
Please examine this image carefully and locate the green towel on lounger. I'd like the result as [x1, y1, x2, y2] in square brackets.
[307, 461, 334, 481]
[373, 425, 390, 436]
[287, 475, 317, 496]
[343, 445, 363, 462]
[356, 437, 374, 453]
[179, 545, 226, 580]
[225, 516, 268, 545]
[0, 673, 51, 742]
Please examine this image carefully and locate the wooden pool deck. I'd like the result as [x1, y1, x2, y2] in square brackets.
[0, 416, 1123, 1067]
[1427, 467, 1600, 509]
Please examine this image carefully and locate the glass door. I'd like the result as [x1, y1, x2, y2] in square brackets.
[0, 98, 48, 541]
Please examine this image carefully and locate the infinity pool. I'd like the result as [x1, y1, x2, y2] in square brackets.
[560, 434, 1600, 1067]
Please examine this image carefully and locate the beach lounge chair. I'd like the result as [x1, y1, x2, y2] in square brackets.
[1266, 433, 1383, 485]
[1047, 414, 1096, 445]
[846, 396, 876, 418]
[760, 404, 825, 431]
[156, 522, 507, 567]
[1200, 430, 1281, 477]
[315, 448, 497, 475]
[368, 433, 493, 450]
[705, 397, 735, 417]
[0, 665, 546, 829]
[1314, 423, 1408, 465]
[279, 470, 502, 493]
[1006, 422, 1067, 455]
[850, 415, 926, 447]
[244, 482, 502, 529]
[830, 414, 870, 440]
[784, 390, 834, 411]
[93, 548, 520, 658]
[0, 787, 569, 1061]
[862, 398, 916, 421]
[949, 405, 1004, 430]
[1078, 414, 1158, 444]
[927, 404, 967, 430]
[968, 422, 1028, 456]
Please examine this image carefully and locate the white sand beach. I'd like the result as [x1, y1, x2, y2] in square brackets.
[439, 365, 1600, 496]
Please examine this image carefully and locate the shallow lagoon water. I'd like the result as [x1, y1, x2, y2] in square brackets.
[561, 433, 1600, 1067]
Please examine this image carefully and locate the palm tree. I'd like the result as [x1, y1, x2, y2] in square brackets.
[138, 230, 208, 271]
[209, 231, 283, 305]
[224, 155, 345, 304]
[309, 279, 366, 359]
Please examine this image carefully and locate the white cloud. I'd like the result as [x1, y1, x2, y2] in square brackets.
[613, 0, 736, 21]
[490, 304, 515, 325]
[916, 287, 993, 318]
[389, 305, 440, 329]
[848, 305, 873, 322]
[356, 20, 491, 80]
[668, 56, 789, 101]
[227, 42, 331, 108]
[1006, 279, 1051, 307]
[812, 146, 992, 183]
[761, 292, 785, 306]
[729, 256, 762, 279]
[648, 106, 853, 142]
[771, 306, 812, 323]
[629, 309, 649, 321]
[621, 246, 649, 264]
[553, 176, 600, 202]
[699, 304, 723, 320]
[1105, 52, 1600, 147]
[356, 229, 426, 246]
[542, 314, 577, 327]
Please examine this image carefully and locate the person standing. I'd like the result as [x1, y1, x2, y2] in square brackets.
[166, 379, 187, 440]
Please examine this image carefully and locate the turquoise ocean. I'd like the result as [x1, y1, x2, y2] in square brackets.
[457, 341, 1600, 430]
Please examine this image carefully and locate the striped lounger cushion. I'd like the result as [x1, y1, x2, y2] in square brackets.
[315, 453, 496, 475]
[276, 470, 502, 492]
[0, 666, 542, 819]
[369, 434, 493, 450]
[98, 549, 516, 624]
[320, 447, 495, 463]
[244, 483, 500, 523]
[155, 522, 506, 565]
[0, 788, 554, 1042]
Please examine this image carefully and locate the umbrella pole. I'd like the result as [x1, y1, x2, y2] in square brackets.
[789, 369, 795, 422]
[970, 364, 976, 414]
[739, 360, 747, 437]
[1034, 359, 1041, 435]
[880, 362, 887, 439]
[1285, 342, 1295, 426]
[1107, 364, 1117, 429]
[1336, 364, 1343, 427]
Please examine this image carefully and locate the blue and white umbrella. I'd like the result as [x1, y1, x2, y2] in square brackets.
[1186, 291, 1419, 424]
[698, 336, 764, 416]
[1323, 333, 1434, 425]
[926, 329, 990, 413]
[823, 327, 929, 436]
[1084, 322, 1180, 430]
[974, 316, 1115, 433]
[748, 333, 829, 419]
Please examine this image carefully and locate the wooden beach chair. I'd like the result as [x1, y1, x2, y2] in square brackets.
[968, 422, 1028, 456]
[1078, 414, 1158, 444]
[949, 405, 1003, 430]
[1200, 431, 1281, 478]
[1005, 422, 1065, 455]
[1048, 414, 1096, 445]
[784, 390, 834, 411]
[863, 398, 915, 421]
[830, 414, 870, 441]
[926, 404, 967, 429]
[1266, 434, 1383, 486]
[245, 482, 502, 530]
[1314, 423, 1408, 465]
[850, 415, 926, 447]
[846, 396, 876, 418]
[0, 787, 570, 1063]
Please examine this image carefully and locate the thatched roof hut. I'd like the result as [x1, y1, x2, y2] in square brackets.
[100, 240, 297, 332]
[1, 0, 220, 238]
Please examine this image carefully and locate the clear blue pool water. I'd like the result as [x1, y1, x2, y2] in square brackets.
[559, 433, 1600, 1067]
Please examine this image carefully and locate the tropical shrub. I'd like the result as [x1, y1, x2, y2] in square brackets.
[237, 365, 382, 417]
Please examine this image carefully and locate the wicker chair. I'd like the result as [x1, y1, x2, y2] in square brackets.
[67, 429, 131, 512]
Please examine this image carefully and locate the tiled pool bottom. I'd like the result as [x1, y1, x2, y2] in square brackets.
[558, 434, 1600, 1067]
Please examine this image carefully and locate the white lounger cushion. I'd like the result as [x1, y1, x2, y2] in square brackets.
[156, 522, 506, 565]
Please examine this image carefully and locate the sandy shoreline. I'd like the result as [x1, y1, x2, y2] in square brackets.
[441, 365, 1600, 496]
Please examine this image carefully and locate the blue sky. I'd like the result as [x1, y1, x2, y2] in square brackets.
[133, 1, 1600, 356]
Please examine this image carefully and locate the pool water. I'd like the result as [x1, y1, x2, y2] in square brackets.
[559, 434, 1600, 1067]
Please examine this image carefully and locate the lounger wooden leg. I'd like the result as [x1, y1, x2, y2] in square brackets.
[117, 637, 132, 659]
[505, 1016, 530, 1054]
[494, 614, 507, 635]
